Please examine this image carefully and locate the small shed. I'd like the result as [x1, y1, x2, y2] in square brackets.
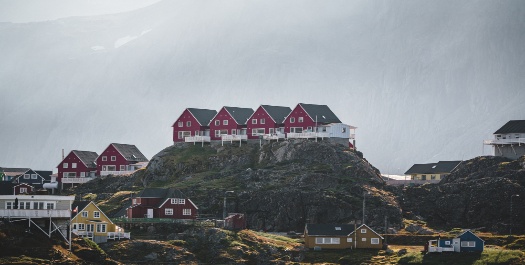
[224, 213, 246, 230]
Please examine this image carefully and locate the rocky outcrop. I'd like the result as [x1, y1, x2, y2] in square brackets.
[140, 140, 401, 232]
[402, 155, 525, 233]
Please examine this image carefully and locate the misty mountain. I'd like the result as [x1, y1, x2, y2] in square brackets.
[1, 0, 524, 174]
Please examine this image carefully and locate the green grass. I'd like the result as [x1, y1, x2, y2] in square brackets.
[251, 231, 302, 244]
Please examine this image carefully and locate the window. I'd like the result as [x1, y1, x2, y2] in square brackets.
[361, 229, 367, 233]
[34, 202, 44, 209]
[102, 156, 107, 161]
[269, 128, 275, 134]
[335, 227, 341, 230]
[290, 117, 295, 123]
[290, 127, 303, 133]
[362, 238, 367, 241]
[252, 119, 257, 124]
[445, 241, 451, 245]
[342, 127, 346, 133]
[82, 211, 88, 218]
[347, 238, 353, 242]
[93, 211, 100, 218]
[252, 128, 265, 136]
[186, 121, 191, 127]
[96, 224, 107, 233]
[132, 199, 137, 205]
[178, 131, 191, 139]
[431, 175, 436, 180]
[178, 198, 185, 204]
[223, 120, 228, 125]
[165, 208, 173, 215]
[183, 209, 191, 215]
[87, 224, 94, 233]
[31, 174, 37, 179]
[178, 121, 183, 127]
[461, 241, 476, 247]
[20, 187, 27, 193]
[23, 174, 30, 179]
[120, 165, 126, 171]
[46, 203, 54, 209]
[299, 117, 304, 123]
[232, 129, 237, 135]
[307, 126, 312, 132]
[111, 156, 116, 161]
[371, 238, 380, 244]
[215, 130, 220, 137]
[171, 198, 177, 204]
[19, 202, 30, 209]
[72, 163, 77, 169]
[80, 172, 85, 177]
[315, 238, 340, 244]
[6, 202, 13, 209]
[63, 163, 68, 168]
[215, 120, 220, 126]
[78, 223, 85, 230]
[260, 118, 265, 124]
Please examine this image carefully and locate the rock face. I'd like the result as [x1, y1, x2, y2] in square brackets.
[141, 140, 402, 232]
[402, 155, 525, 234]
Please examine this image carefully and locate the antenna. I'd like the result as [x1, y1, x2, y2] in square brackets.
[62, 149, 64, 160]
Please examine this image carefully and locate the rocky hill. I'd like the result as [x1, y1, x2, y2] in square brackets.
[140, 140, 402, 232]
[402, 155, 525, 233]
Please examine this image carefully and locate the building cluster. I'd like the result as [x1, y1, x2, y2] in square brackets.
[172, 103, 357, 148]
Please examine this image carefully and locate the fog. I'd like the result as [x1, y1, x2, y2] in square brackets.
[1, 0, 524, 174]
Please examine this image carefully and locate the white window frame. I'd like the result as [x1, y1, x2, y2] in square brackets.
[87, 224, 94, 232]
[347, 238, 353, 242]
[252, 119, 257, 124]
[231, 129, 237, 135]
[80, 172, 85, 177]
[178, 198, 185, 204]
[290, 127, 303, 133]
[6, 202, 13, 209]
[315, 237, 340, 244]
[31, 174, 37, 179]
[78, 223, 85, 230]
[24, 174, 30, 179]
[120, 165, 126, 171]
[361, 229, 367, 233]
[82, 211, 88, 218]
[252, 128, 265, 136]
[20, 187, 27, 193]
[299, 117, 304, 123]
[362, 238, 367, 241]
[183, 209, 191, 215]
[111, 156, 116, 161]
[178, 121, 183, 127]
[269, 128, 275, 134]
[215, 130, 220, 137]
[178, 131, 191, 139]
[461, 241, 476, 247]
[132, 199, 137, 205]
[215, 120, 220, 126]
[165, 208, 173, 215]
[260, 118, 265, 124]
[72, 163, 77, 169]
[93, 211, 100, 218]
[96, 224, 107, 233]
[223, 120, 228, 125]
[63, 163, 68, 168]
[290, 117, 295, 123]
[371, 238, 380, 244]
[186, 121, 191, 127]
[102, 156, 107, 161]
[171, 198, 177, 204]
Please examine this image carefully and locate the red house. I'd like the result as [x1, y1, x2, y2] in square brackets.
[246, 105, 292, 140]
[57, 150, 98, 183]
[127, 188, 198, 219]
[96, 143, 149, 176]
[172, 108, 217, 143]
[284, 103, 342, 134]
[14, 183, 34, 195]
[209, 106, 254, 142]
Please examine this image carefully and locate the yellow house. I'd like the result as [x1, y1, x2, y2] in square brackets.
[71, 201, 129, 243]
[404, 161, 462, 182]
[304, 224, 384, 249]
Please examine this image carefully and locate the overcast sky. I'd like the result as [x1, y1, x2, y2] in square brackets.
[0, 0, 161, 22]
[1, 0, 524, 175]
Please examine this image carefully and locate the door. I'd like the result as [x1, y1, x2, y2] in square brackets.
[147, 209, 153, 218]
[87, 224, 94, 237]
[452, 238, 460, 252]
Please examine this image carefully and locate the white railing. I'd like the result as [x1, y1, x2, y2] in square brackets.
[0, 209, 71, 218]
[61, 177, 95, 184]
[73, 231, 94, 238]
[484, 138, 525, 145]
[185, 136, 211, 143]
[386, 179, 440, 186]
[262, 133, 286, 140]
[107, 232, 131, 240]
[287, 132, 330, 139]
[221, 135, 248, 141]
[100, 170, 135, 176]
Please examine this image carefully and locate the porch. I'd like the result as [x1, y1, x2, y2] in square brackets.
[484, 138, 525, 145]
[100, 170, 136, 176]
[185, 136, 211, 146]
[286, 132, 330, 139]
[262, 133, 286, 141]
[221, 135, 248, 146]
[0, 209, 71, 218]
[61, 176, 95, 184]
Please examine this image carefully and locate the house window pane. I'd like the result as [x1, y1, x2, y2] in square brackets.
[299, 117, 303, 123]
[223, 120, 228, 125]
[260, 118, 265, 124]
[82, 211, 88, 217]
[183, 209, 191, 215]
[178, 121, 183, 127]
[165, 208, 173, 215]
[290, 117, 295, 123]
[102, 156, 107, 161]
[347, 238, 353, 242]
[179, 199, 185, 204]
[94, 211, 100, 218]
[215, 120, 220, 126]
[186, 121, 191, 127]
[111, 156, 116, 161]
[31, 174, 37, 179]
[371, 238, 379, 244]
[72, 163, 77, 169]
[63, 163, 68, 168]
[252, 119, 257, 124]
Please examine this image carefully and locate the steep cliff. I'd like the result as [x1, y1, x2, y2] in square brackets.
[141, 140, 402, 232]
[402, 155, 525, 233]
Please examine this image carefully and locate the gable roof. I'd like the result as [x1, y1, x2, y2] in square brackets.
[291, 103, 341, 124]
[187, 108, 218, 126]
[305, 224, 356, 236]
[223, 106, 255, 125]
[494, 120, 525, 134]
[111, 143, 149, 162]
[404, 161, 462, 175]
[349, 224, 384, 239]
[71, 200, 91, 218]
[1, 168, 30, 178]
[456, 230, 485, 242]
[113, 200, 132, 218]
[72, 150, 99, 168]
[260, 105, 292, 124]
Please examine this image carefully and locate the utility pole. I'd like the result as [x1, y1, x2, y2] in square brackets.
[223, 191, 234, 219]
[362, 191, 367, 224]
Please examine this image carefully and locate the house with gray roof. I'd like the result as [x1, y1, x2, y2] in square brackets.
[209, 106, 255, 143]
[484, 120, 525, 159]
[404, 160, 463, 183]
[124, 188, 198, 220]
[246, 105, 292, 140]
[96, 143, 148, 176]
[57, 150, 98, 185]
[304, 223, 383, 250]
[172, 108, 218, 144]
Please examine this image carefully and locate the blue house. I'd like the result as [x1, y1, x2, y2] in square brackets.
[426, 230, 484, 253]
[456, 230, 484, 252]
